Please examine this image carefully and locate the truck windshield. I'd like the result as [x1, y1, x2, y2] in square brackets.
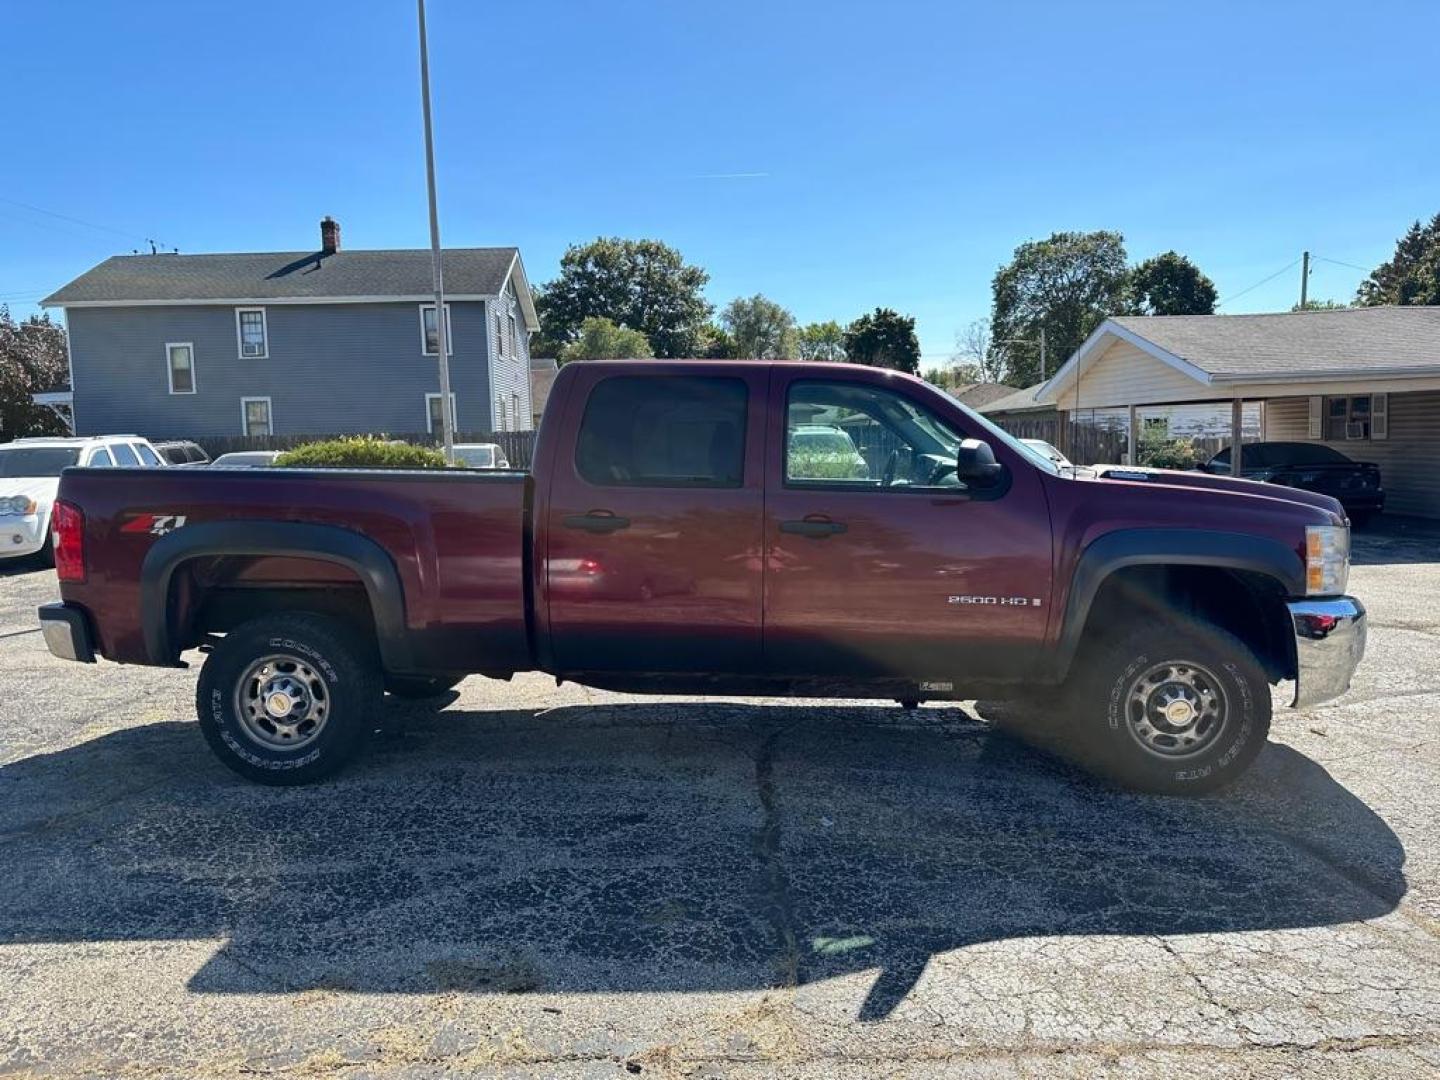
[0, 447, 81, 477]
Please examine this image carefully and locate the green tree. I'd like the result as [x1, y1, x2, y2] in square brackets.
[1356, 213, 1440, 306]
[534, 237, 713, 357]
[1128, 251, 1217, 315]
[922, 363, 983, 391]
[0, 307, 69, 440]
[696, 323, 738, 359]
[796, 320, 846, 362]
[721, 294, 798, 359]
[991, 231, 1130, 384]
[843, 307, 922, 374]
[558, 316, 654, 363]
[1292, 298, 1350, 312]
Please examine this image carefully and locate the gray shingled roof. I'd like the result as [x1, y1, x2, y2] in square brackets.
[977, 382, 1049, 414]
[43, 248, 520, 305]
[948, 381, 1020, 409]
[1109, 306, 1440, 377]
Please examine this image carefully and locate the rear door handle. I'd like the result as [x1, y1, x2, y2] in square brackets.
[780, 518, 847, 538]
[563, 511, 631, 534]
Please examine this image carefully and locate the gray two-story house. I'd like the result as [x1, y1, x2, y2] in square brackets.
[41, 218, 539, 439]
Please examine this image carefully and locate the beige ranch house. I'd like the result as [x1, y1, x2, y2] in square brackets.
[1032, 306, 1440, 519]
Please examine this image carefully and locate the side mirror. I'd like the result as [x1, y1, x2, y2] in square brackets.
[956, 438, 1004, 489]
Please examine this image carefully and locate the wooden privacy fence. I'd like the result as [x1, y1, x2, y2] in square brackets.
[191, 430, 539, 468]
[991, 417, 1232, 467]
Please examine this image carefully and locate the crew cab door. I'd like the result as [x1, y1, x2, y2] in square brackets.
[762, 370, 1054, 683]
[542, 365, 766, 673]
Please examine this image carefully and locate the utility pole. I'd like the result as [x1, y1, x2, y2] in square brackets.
[417, 0, 455, 464]
[1300, 251, 1310, 310]
[996, 329, 1047, 382]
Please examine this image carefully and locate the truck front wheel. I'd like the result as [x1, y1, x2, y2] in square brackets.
[1070, 622, 1271, 795]
[196, 613, 381, 785]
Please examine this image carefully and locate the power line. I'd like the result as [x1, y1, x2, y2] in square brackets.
[1312, 254, 1371, 273]
[1217, 258, 1301, 308]
[0, 195, 173, 250]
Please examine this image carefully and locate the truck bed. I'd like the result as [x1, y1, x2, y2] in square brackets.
[56, 467, 533, 673]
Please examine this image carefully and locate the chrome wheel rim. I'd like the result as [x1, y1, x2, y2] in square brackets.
[1123, 659, 1227, 759]
[234, 653, 330, 751]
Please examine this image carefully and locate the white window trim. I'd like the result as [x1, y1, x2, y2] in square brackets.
[419, 303, 454, 356]
[241, 396, 273, 436]
[235, 307, 269, 359]
[166, 342, 197, 395]
[425, 392, 458, 434]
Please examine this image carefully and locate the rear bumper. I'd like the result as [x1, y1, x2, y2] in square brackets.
[1288, 597, 1366, 708]
[38, 602, 96, 663]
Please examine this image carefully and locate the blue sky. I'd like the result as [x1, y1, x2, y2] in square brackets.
[4, 0, 1438, 363]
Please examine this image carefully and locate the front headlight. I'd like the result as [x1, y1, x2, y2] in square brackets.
[1306, 525, 1350, 596]
[0, 495, 37, 516]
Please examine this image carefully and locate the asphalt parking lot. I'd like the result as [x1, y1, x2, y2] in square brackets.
[2, 525, 1439, 1079]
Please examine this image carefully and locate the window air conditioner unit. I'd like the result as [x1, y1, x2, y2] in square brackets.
[1345, 421, 1366, 440]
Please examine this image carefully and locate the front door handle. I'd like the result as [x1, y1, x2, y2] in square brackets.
[780, 517, 847, 538]
[563, 511, 631, 534]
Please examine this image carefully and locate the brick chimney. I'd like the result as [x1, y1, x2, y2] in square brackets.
[320, 216, 341, 254]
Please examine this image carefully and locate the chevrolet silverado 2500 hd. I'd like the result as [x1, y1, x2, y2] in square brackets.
[38, 361, 1366, 793]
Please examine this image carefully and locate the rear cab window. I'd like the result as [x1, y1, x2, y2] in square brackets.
[575, 376, 747, 488]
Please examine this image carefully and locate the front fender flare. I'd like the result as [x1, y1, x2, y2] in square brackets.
[140, 521, 413, 672]
[1052, 528, 1304, 681]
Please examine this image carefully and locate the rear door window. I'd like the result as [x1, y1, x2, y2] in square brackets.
[110, 443, 140, 467]
[575, 376, 747, 488]
[134, 443, 162, 467]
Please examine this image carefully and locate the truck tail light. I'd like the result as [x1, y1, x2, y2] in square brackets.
[51, 499, 86, 582]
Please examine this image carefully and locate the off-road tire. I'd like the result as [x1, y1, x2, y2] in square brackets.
[385, 674, 464, 699]
[196, 613, 381, 785]
[1066, 621, 1271, 795]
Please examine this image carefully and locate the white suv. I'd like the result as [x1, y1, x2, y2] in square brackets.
[0, 435, 166, 565]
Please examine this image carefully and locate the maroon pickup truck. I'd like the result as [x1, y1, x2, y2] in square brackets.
[39, 361, 1366, 794]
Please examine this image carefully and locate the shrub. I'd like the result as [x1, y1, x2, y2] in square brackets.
[1137, 431, 1199, 470]
[275, 436, 448, 470]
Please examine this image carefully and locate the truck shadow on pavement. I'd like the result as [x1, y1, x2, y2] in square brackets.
[0, 703, 1406, 1021]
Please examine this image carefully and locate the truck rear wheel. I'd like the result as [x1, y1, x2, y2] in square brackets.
[1069, 622, 1271, 795]
[196, 613, 381, 785]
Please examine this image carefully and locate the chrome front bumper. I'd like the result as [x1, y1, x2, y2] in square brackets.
[1288, 597, 1366, 708]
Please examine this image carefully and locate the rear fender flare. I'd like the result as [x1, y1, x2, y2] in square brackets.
[1053, 528, 1303, 680]
[140, 521, 412, 672]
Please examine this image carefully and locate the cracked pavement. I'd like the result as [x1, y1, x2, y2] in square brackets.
[1, 524, 1438, 1078]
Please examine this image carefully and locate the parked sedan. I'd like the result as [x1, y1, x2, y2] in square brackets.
[210, 451, 282, 468]
[1200, 442, 1384, 525]
[452, 442, 510, 469]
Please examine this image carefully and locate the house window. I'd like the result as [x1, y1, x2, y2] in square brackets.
[511, 392, 521, 430]
[167, 343, 196, 394]
[426, 392, 457, 435]
[236, 308, 268, 358]
[420, 304, 453, 355]
[495, 310, 506, 357]
[508, 312, 519, 358]
[242, 397, 272, 436]
[495, 395, 507, 432]
[1325, 395, 1371, 441]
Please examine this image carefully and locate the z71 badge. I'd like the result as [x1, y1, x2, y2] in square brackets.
[120, 513, 188, 537]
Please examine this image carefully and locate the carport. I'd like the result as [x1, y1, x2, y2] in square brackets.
[1035, 307, 1440, 517]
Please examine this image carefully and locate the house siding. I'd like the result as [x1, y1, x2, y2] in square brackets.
[1072, 340, 1205, 408]
[66, 301, 494, 438]
[486, 282, 533, 431]
[1266, 392, 1440, 519]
